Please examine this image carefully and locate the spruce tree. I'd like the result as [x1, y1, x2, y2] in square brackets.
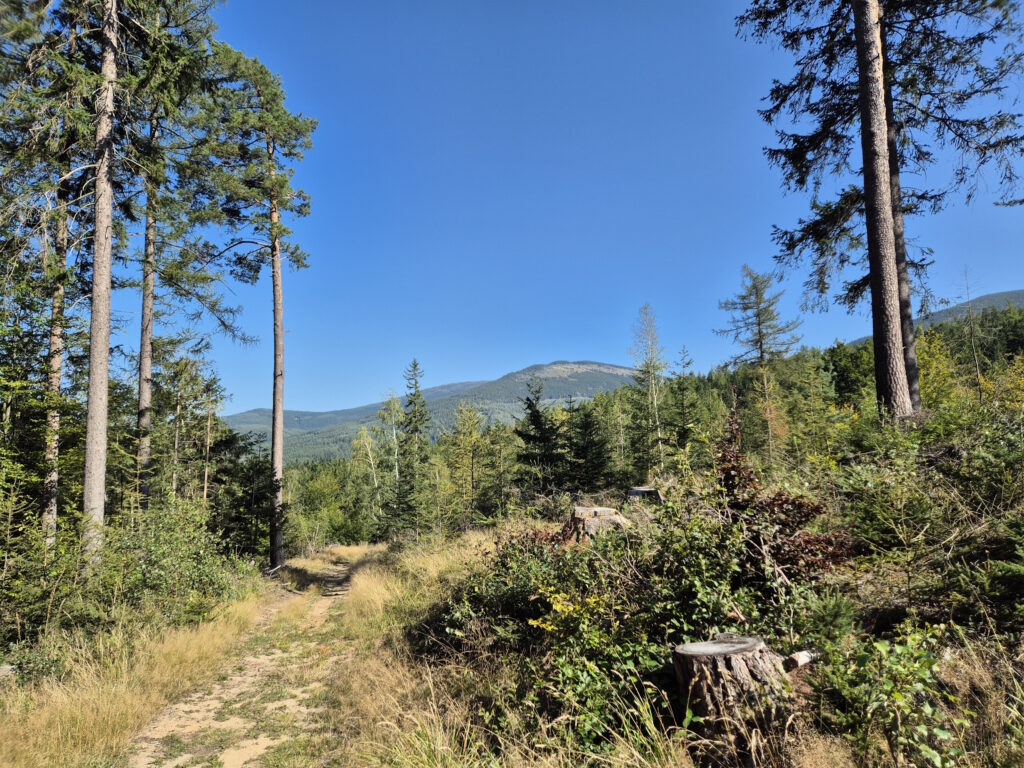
[665, 347, 696, 455]
[396, 359, 430, 532]
[717, 266, 802, 460]
[629, 303, 667, 477]
[515, 381, 565, 494]
[566, 401, 610, 492]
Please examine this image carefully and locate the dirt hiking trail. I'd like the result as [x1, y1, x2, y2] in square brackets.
[127, 553, 355, 768]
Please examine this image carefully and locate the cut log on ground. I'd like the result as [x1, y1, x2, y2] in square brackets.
[673, 634, 789, 763]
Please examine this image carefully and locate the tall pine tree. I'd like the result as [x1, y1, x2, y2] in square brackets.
[197, 44, 315, 566]
[739, 0, 1024, 412]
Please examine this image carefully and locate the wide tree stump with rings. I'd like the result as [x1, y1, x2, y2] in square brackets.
[673, 634, 790, 760]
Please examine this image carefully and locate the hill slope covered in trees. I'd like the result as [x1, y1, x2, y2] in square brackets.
[850, 289, 1024, 345]
[225, 360, 635, 462]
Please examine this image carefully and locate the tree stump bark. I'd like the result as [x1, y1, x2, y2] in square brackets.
[673, 634, 789, 763]
[562, 506, 631, 543]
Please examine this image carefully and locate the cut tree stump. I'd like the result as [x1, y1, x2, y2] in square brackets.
[562, 506, 632, 543]
[673, 634, 789, 762]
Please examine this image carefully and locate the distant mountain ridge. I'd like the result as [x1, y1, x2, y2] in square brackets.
[225, 360, 636, 463]
[851, 289, 1024, 346]
[919, 290, 1024, 327]
[229, 291, 1023, 464]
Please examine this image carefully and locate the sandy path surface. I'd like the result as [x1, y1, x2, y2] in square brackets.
[127, 562, 350, 768]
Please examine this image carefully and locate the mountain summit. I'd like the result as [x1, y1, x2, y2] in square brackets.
[225, 360, 635, 463]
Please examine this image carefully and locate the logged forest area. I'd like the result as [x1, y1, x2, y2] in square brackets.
[2, 1, 1024, 767]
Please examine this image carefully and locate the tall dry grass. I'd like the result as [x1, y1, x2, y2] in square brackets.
[339, 530, 493, 644]
[0, 590, 266, 768]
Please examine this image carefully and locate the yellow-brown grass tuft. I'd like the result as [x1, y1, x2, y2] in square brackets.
[790, 734, 857, 768]
[0, 591, 266, 768]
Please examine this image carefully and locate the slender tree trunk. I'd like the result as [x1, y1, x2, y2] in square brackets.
[82, 0, 118, 558]
[202, 400, 213, 506]
[651, 377, 665, 475]
[364, 436, 380, 517]
[43, 187, 68, 548]
[268, 145, 285, 568]
[852, 0, 913, 418]
[880, 15, 921, 413]
[392, 423, 399, 482]
[170, 390, 180, 502]
[761, 364, 776, 465]
[137, 125, 158, 505]
[136, 235, 154, 497]
[44, 0, 80, 551]
[965, 275, 984, 404]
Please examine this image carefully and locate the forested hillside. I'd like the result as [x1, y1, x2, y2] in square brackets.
[226, 360, 635, 462]
[3, 1, 1024, 767]
[850, 289, 1024, 346]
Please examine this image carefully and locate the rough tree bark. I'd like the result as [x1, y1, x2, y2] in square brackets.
[880, 15, 922, 413]
[82, 0, 118, 558]
[137, 124, 157, 505]
[852, 0, 913, 418]
[268, 142, 285, 569]
[673, 635, 789, 762]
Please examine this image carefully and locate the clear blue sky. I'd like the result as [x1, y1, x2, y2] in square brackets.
[142, 0, 1023, 413]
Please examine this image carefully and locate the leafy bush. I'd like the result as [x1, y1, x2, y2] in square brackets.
[0, 500, 252, 661]
[4, 642, 64, 685]
[419, 492, 829, 746]
[100, 503, 247, 625]
[814, 623, 974, 768]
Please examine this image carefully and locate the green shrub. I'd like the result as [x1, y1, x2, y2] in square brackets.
[419, 501, 815, 745]
[0, 500, 252, 660]
[4, 642, 65, 684]
[814, 623, 974, 768]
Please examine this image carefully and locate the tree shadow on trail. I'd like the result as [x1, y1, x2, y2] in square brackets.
[277, 548, 385, 597]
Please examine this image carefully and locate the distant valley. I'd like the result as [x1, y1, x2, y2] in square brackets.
[225, 361, 635, 463]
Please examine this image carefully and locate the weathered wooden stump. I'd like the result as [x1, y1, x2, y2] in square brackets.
[673, 634, 789, 762]
[563, 506, 632, 543]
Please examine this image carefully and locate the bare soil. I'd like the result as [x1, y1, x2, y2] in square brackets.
[127, 558, 351, 768]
